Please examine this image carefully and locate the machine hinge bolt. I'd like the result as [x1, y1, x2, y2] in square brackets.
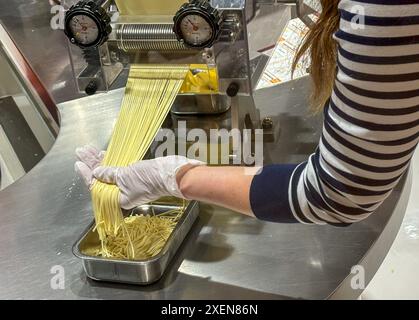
[85, 80, 98, 95]
[227, 82, 240, 97]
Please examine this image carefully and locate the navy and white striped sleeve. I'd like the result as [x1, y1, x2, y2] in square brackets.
[250, 0, 419, 225]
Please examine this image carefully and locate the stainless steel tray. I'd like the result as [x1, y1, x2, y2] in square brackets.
[72, 200, 199, 285]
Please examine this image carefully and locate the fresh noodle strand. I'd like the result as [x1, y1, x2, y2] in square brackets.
[88, 64, 189, 260]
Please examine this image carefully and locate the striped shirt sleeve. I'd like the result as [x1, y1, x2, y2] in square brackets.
[250, 0, 419, 225]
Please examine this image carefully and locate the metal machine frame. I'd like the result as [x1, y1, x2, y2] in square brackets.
[65, 0, 315, 112]
[64, 0, 316, 163]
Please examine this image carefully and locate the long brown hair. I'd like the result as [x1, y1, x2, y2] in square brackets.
[292, 0, 340, 112]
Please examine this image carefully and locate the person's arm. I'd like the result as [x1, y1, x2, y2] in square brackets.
[177, 0, 419, 225]
[76, 148, 298, 222]
[176, 164, 299, 223]
[177, 165, 255, 216]
[274, 0, 419, 225]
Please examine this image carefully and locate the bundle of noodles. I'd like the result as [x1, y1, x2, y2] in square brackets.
[90, 65, 189, 259]
[84, 206, 184, 260]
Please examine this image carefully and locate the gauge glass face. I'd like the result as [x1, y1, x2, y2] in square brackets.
[69, 14, 99, 45]
[180, 14, 213, 46]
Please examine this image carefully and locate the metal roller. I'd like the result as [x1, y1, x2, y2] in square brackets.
[116, 24, 188, 51]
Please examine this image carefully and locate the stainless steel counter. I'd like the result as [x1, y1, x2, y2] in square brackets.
[0, 77, 411, 299]
[0, 0, 412, 300]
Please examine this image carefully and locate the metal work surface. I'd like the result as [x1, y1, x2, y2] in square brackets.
[0, 77, 410, 299]
[0, 0, 411, 300]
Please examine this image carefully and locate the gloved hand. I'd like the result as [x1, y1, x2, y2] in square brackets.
[75, 145, 205, 209]
[74, 145, 105, 187]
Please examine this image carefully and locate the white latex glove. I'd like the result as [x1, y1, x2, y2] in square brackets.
[74, 145, 105, 187]
[75, 145, 205, 210]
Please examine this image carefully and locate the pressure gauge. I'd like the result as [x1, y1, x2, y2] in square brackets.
[64, 1, 111, 48]
[173, 0, 221, 49]
[68, 14, 99, 46]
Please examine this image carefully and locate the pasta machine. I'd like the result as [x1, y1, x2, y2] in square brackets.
[64, 0, 315, 161]
[64, 0, 314, 112]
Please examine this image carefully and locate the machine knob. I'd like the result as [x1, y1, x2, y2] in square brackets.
[85, 80, 98, 95]
[173, 0, 222, 49]
[226, 82, 240, 97]
[64, 0, 111, 48]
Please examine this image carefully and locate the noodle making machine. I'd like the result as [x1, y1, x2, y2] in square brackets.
[63, 0, 316, 163]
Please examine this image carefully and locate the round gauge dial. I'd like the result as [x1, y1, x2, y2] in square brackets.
[173, 1, 221, 49]
[179, 14, 213, 47]
[64, 1, 111, 48]
[68, 14, 99, 46]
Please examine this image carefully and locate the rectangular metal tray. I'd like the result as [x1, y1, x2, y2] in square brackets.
[72, 200, 199, 285]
